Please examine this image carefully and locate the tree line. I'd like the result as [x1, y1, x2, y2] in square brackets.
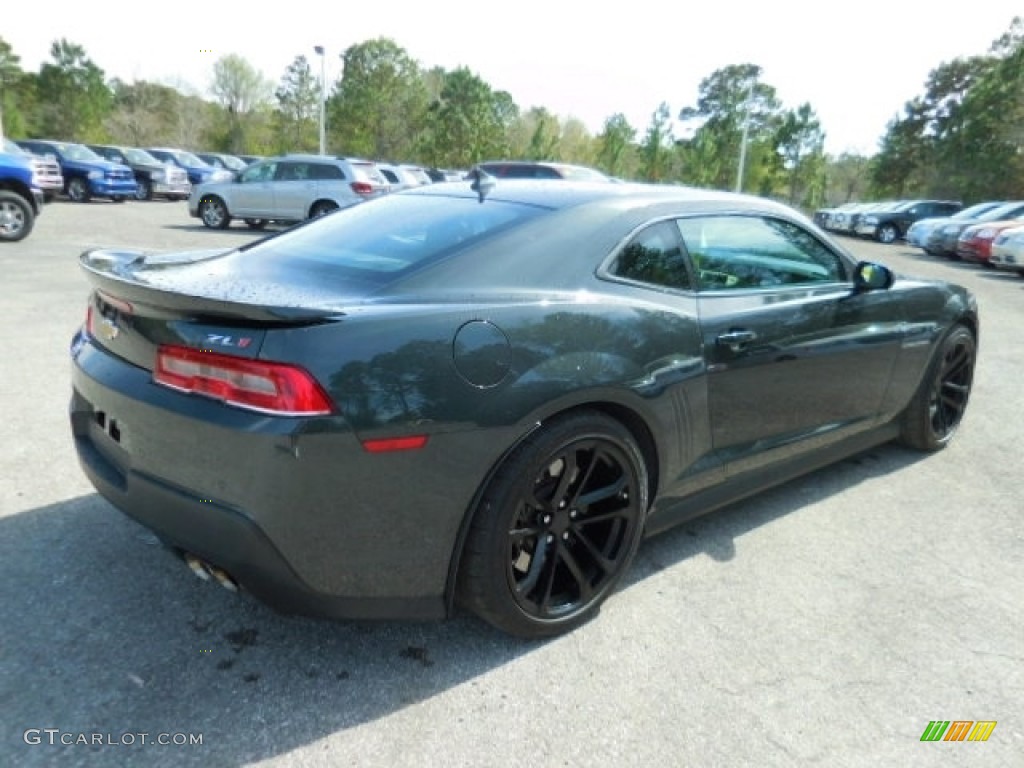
[1, 20, 1021, 208]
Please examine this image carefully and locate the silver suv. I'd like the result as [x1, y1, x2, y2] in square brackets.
[189, 154, 390, 229]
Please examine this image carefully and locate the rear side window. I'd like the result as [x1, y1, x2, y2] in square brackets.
[676, 215, 844, 290]
[309, 163, 344, 180]
[610, 221, 692, 291]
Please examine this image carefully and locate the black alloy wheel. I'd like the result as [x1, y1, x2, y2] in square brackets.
[901, 325, 975, 451]
[459, 411, 647, 638]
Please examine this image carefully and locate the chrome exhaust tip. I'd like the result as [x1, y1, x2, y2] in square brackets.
[184, 553, 211, 581]
[183, 553, 239, 592]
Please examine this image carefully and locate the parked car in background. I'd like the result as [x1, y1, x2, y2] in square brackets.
[906, 201, 1005, 249]
[926, 201, 1024, 257]
[146, 148, 233, 188]
[813, 202, 859, 232]
[854, 199, 961, 243]
[989, 225, 1024, 275]
[3, 138, 63, 202]
[189, 154, 389, 229]
[87, 145, 191, 201]
[238, 155, 265, 165]
[400, 164, 433, 186]
[0, 149, 45, 241]
[376, 162, 420, 191]
[956, 215, 1024, 265]
[196, 152, 248, 177]
[16, 139, 137, 203]
[472, 161, 611, 181]
[71, 180, 978, 637]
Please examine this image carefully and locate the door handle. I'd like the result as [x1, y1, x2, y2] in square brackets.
[716, 329, 757, 352]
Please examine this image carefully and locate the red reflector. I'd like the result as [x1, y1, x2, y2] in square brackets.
[350, 181, 375, 196]
[361, 435, 429, 453]
[154, 345, 333, 416]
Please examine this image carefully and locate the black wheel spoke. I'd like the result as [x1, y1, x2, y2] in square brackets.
[575, 506, 631, 527]
[575, 473, 627, 509]
[537, 549, 560, 613]
[515, 538, 550, 597]
[509, 523, 543, 543]
[557, 543, 593, 605]
[572, 528, 616, 574]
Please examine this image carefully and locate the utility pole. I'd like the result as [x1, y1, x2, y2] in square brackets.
[735, 77, 755, 194]
[314, 45, 326, 155]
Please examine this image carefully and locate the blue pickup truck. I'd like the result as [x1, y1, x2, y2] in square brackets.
[0, 149, 45, 241]
[16, 139, 137, 202]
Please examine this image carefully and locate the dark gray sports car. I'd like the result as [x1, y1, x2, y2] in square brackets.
[70, 180, 978, 637]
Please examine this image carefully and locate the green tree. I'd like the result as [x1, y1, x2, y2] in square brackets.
[639, 102, 674, 182]
[678, 63, 782, 191]
[0, 37, 29, 140]
[209, 53, 272, 153]
[824, 152, 871, 204]
[421, 67, 517, 168]
[34, 39, 112, 141]
[596, 113, 636, 178]
[105, 79, 183, 146]
[328, 38, 428, 159]
[274, 55, 319, 153]
[774, 103, 827, 206]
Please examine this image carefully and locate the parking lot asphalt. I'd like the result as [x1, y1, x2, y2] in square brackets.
[1, 200, 1021, 767]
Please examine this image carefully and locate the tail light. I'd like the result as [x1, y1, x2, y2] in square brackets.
[154, 345, 333, 416]
[350, 181, 376, 196]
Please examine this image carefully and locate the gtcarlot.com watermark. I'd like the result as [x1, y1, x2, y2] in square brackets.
[24, 729, 203, 747]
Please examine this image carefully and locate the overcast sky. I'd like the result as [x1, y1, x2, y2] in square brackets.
[4, 1, 1021, 156]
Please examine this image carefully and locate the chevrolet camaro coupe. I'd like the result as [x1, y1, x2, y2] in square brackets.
[70, 179, 978, 638]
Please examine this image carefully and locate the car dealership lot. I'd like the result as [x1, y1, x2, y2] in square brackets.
[2, 201, 1021, 766]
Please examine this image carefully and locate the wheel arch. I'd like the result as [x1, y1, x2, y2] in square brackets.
[442, 398, 661, 617]
[0, 181, 38, 214]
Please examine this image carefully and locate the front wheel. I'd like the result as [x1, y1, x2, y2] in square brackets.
[198, 197, 231, 229]
[0, 191, 34, 242]
[135, 179, 152, 201]
[67, 177, 91, 203]
[458, 411, 648, 638]
[877, 223, 898, 244]
[900, 325, 976, 451]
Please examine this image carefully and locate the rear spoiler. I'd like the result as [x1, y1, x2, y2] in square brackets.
[80, 249, 344, 324]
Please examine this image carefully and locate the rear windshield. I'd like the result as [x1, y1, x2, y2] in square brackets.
[243, 193, 547, 279]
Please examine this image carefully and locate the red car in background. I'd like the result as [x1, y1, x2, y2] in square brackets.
[957, 216, 1024, 264]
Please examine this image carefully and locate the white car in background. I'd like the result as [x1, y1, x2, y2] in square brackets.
[989, 225, 1024, 275]
[189, 154, 389, 229]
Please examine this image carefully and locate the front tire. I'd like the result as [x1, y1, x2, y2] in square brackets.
[458, 411, 648, 638]
[198, 197, 231, 229]
[877, 223, 898, 244]
[900, 325, 976, 452]
[67, 177, 91, 203]
[0, 191, 34, 242]
[135, 179, 152, 201]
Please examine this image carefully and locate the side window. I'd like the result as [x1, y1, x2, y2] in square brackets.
[309, 163, 344, 180]
[610, 221, 692, 291]
[275, 162, 309, 181]
[676, 215, 844, 290]
[241, 162, 276, 183]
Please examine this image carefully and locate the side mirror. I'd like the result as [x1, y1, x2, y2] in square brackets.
[852, 261, 894, 292]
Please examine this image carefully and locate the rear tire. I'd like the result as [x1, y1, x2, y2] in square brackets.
[135, 179, 152, 201]
[899, 325, 976, 452]
[0, 191, 34, 242]
[458, 411, 648, 638]
[877, 223, 898, 244]
[310, 200, 339, 218]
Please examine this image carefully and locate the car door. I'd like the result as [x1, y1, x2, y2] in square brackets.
[272, 161, 317, 220]
[232, 161, 277, 216]
[678, 214, 905, 476]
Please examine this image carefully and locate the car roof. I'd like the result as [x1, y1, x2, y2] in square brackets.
[404, 179, 797, 217]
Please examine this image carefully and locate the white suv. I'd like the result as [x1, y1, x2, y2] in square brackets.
[189, 154, 390, 230]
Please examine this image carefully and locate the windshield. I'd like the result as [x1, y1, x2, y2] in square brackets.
[60, 143, 104, 162]
[174, 151, 207, 167]
[243, 194, 547, 282]
[977, 202, 1024, 221]
[3, 139, 28, 155]
[122, 147, 159, 164]
[219, 154, 247, 171]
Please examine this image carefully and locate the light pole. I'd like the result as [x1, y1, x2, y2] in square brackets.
[314, 45, 326, 155]
[735, 77, 755, 194]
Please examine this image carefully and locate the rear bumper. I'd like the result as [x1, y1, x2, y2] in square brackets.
[67, 333, 494, 621]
